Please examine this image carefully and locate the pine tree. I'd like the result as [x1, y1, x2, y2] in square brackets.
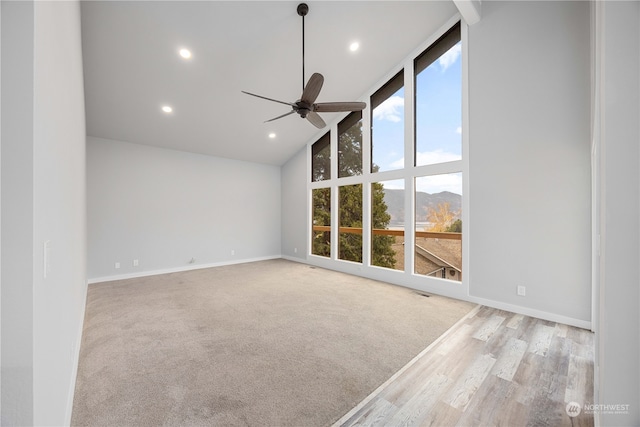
[312, 120, 395, 268]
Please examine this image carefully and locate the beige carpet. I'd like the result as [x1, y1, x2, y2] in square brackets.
[71, 259, 476, 426]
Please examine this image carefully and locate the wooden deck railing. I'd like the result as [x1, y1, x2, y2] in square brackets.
[311, 225, 461, 241]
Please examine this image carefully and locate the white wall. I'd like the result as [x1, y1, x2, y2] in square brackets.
[281, 1, 592, 327]
[467, 1, 591, 323]
[1, 2, 35, 424]
[87, 137, 282, 281]
[595, 1, 640, 425]
[281, 146, 307, 260]
[1, 1, 87, 425]
[32, 2, 88, 425]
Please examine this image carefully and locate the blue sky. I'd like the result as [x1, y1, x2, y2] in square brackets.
[372, 42, 462, 195]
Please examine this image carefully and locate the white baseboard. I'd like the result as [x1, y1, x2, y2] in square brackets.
[465, 295, 591, 330]
[87, 255, 281, 284]
[281, 254, 307, 264]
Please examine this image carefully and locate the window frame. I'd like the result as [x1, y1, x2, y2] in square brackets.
[306, 17, 468, 296]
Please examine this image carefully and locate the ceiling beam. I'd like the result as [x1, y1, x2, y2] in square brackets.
[453, 0, 482, 26]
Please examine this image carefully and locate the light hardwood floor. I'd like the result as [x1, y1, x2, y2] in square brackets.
[334, 305, 594, 427]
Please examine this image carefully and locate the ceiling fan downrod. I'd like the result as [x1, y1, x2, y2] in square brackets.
[297, 3, 309, 93]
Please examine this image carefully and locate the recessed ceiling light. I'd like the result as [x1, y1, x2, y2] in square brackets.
[268, 133, 276, 139]
[349, 41, 360, 52]
[179, 48, 192, 59]
[162, 105, 173, 113]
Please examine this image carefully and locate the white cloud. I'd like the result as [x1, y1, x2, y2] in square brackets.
[388, 150, 460, 170]
[415, 172, 462, 195]
[379, 179, 404, 190]
[416, 150, 460, 166]
[389, 157, 405, 169]
[455, 126, 462, 135]
[438, 43, 461, 72]
[373, 95, 404, 123]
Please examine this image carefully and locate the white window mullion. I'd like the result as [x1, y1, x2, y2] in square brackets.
[461, 21, 470, 291]
[362, 103, 372, 266]
[306, 144, 313, 256]
[404, 61, 416, 275]
[330, 124, 339, 260]
[404, 62, 416, 170]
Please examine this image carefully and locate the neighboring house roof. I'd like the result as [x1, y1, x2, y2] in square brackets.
[414, 237, 462, 272]
[389, 236, 462, 278]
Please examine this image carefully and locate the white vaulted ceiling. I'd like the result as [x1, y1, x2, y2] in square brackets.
[81, 1, 458, 166]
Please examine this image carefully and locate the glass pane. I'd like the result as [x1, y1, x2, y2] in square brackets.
[415, 40, 462, 167]
[338, 112, 363, 178]
[311, 132, 330, 182]
[338, 184, 362, 263]
[371, 179, 404, 271]
[371, 71, 404, 173]
[312, 188, 331, 257]
[414, 173, 462, 281]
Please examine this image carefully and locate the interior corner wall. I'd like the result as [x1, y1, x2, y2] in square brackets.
[281, 146, 307, 261]
[86, 137, 282, 281]
[467, 0, 592, 323]
[1, 1, 87, 425]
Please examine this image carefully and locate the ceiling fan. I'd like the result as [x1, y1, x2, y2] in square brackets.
[241, 3, 366, 129]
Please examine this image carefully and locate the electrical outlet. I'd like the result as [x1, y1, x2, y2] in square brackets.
[115, 262, 120, 269]
[517, 285, 526, 296]
[133, 259, 139, 267]
[294, 247, 298, 253]
[231, 249, 235, 256]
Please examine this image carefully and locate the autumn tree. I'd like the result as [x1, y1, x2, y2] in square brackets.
[446, 219, 462, 233]
[426, 202, 460, 232]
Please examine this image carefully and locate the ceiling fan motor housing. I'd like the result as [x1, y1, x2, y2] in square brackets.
[294, 100, 311, 118]
[297, 3, 309, 16]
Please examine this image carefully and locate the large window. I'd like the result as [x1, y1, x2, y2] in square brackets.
[415, 173, 462, 281]
[415, 23, 462, 167]
[312, 188, 331, 257]
[413, 23, 462, 282]
[372, 179, 404, 271]
[312, 132, 330, 182]
[338, 184, 362, 263]
[371, 71, 404, 173]
[309, 22, 463, 284]
[338, 112, 363, 178]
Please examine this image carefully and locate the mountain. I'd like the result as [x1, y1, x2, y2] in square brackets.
[382, 189, 461, 225]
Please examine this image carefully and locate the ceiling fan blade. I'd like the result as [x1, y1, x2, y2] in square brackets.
[241, 91, 295, 107]
[314, 102, 367, 113]
[306, 111, 326, 129]
[264, 110, 296, 123]
[301, 73, 324, 105]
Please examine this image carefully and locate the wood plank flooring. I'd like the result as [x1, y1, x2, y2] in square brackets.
[334, 306, 594, 427]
